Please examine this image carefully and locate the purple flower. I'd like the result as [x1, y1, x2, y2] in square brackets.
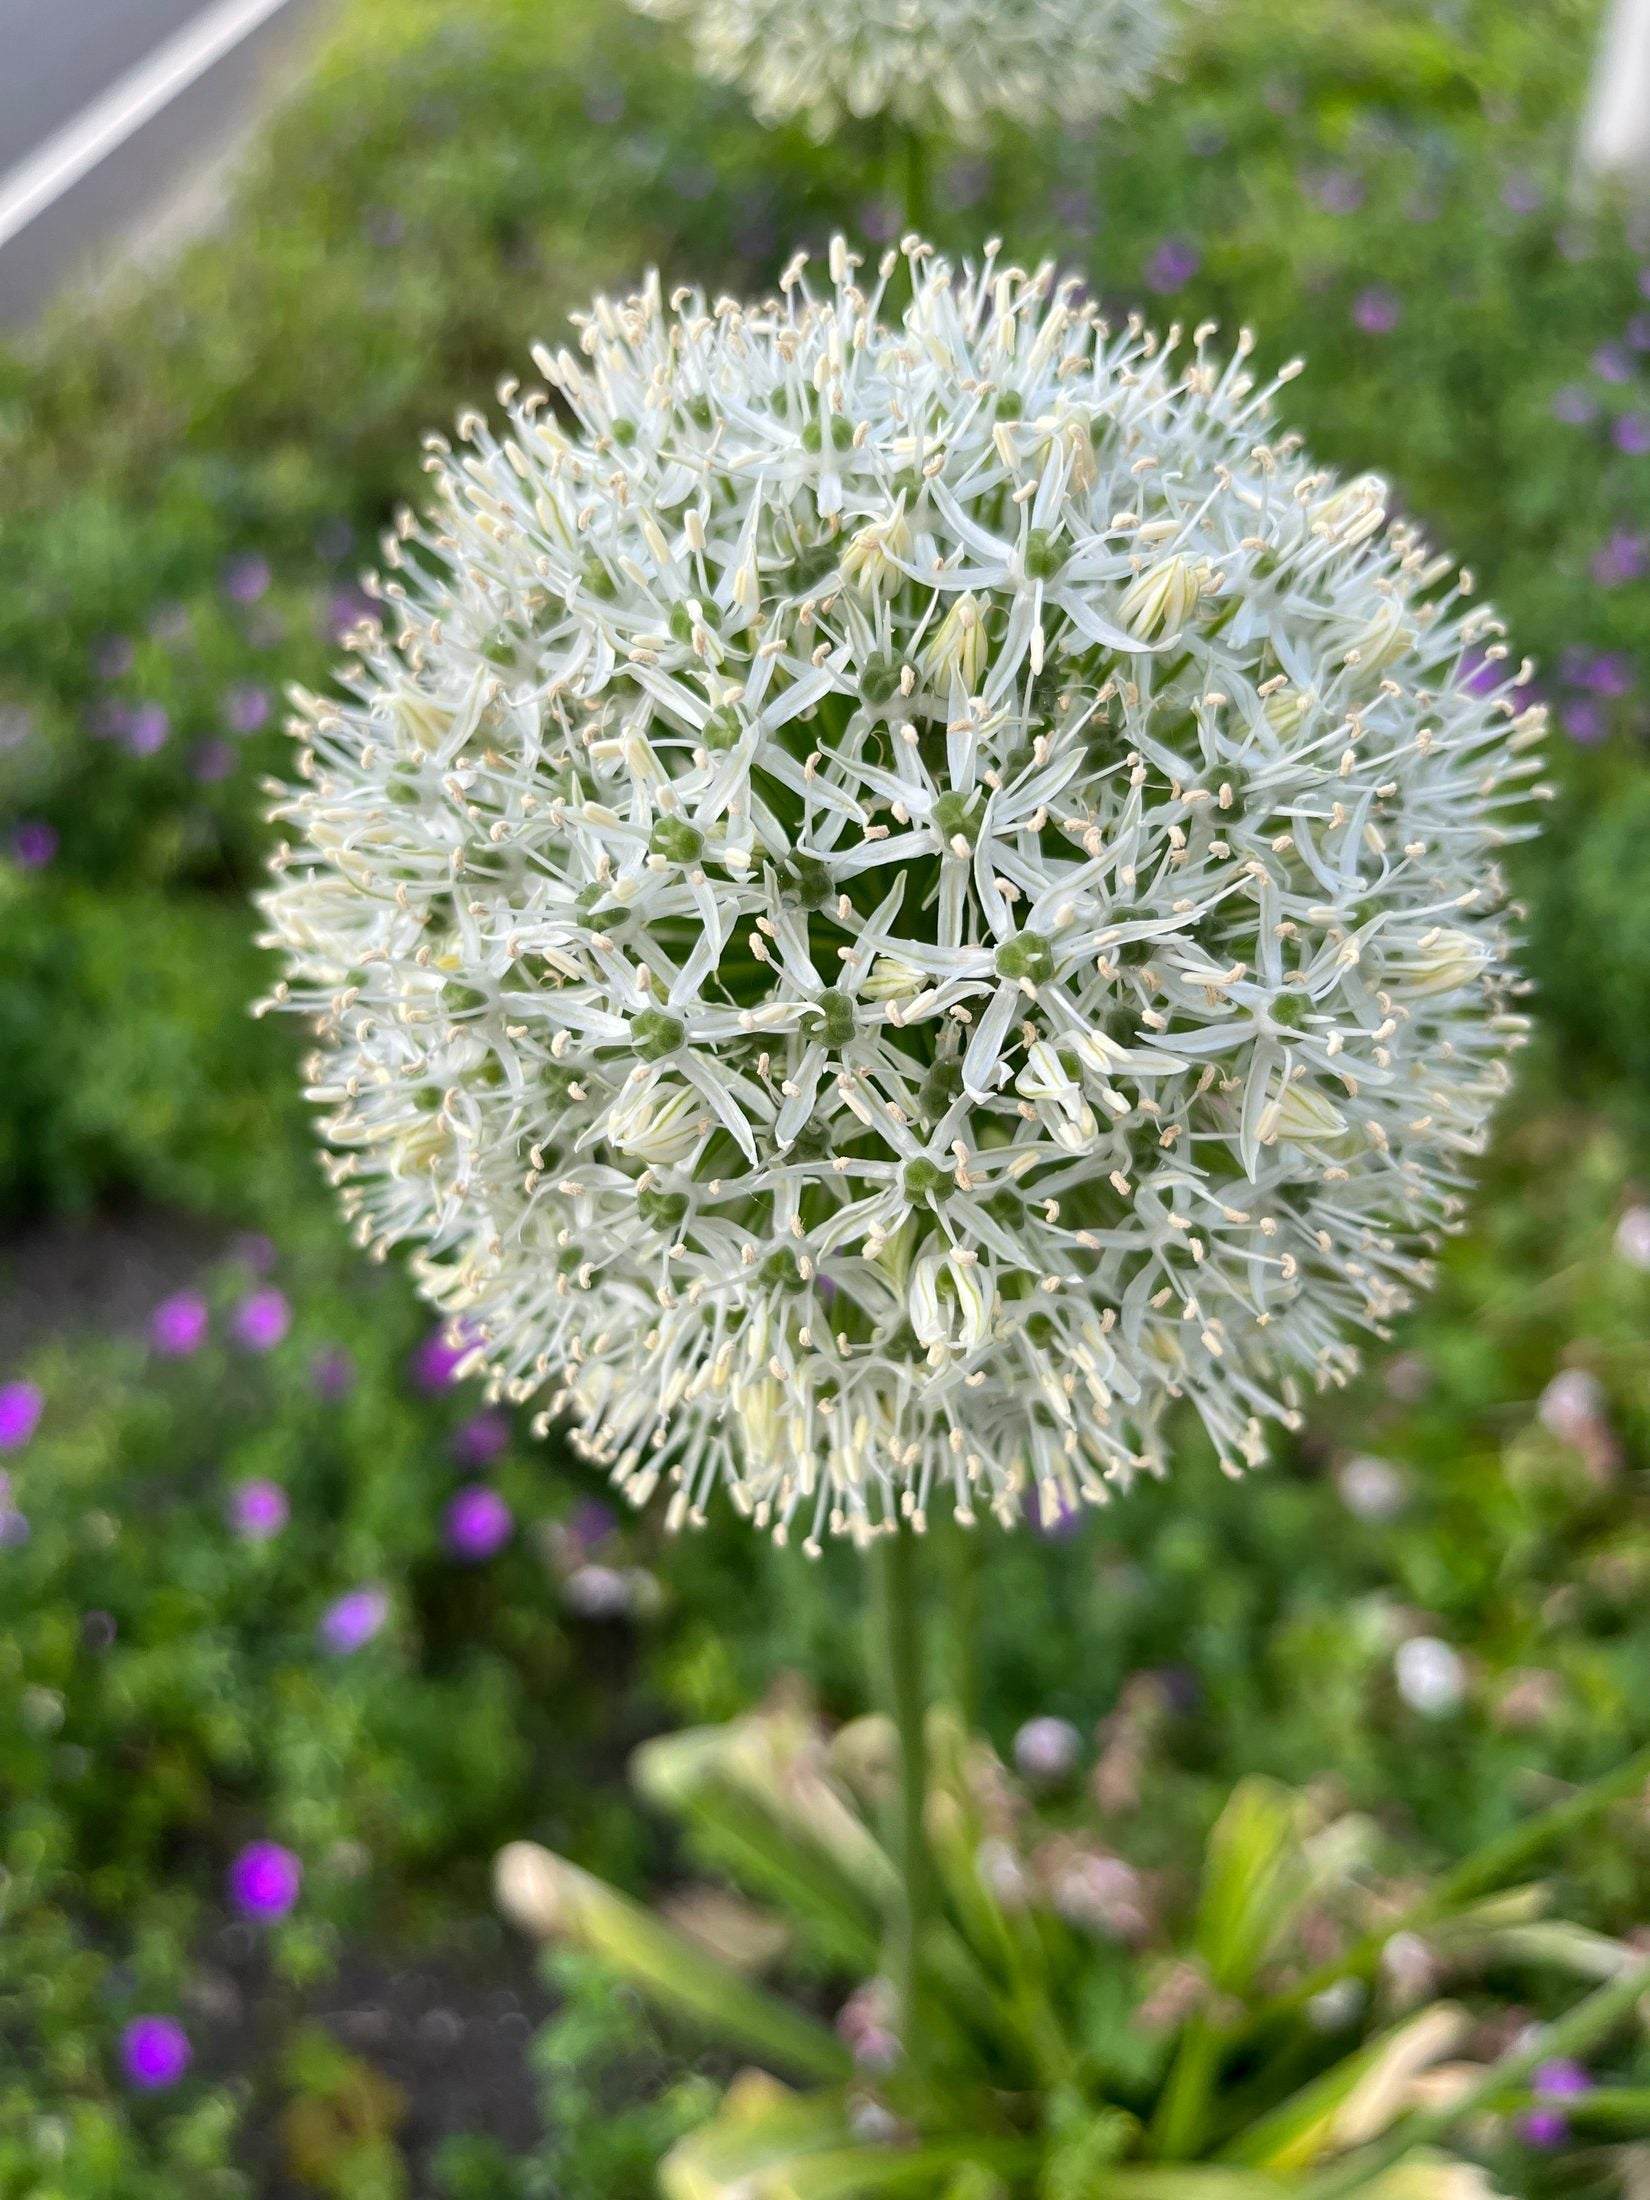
[1561, 697, 1607, 745]
[1584, 654, 1634, 697]
[1566, 648, 1635, 697]
[411, 1324, 478, 1394]
[569, 1497, 617, 1552]
[223, 553, 272, 605]
[1629, 313, 1650, 353]
[1459, 645, 1506, 698]
[151, 1292, 209, 1358]
[1052, 188, 1096, 238]
[124, 703, 170, 757]
[858, 197, 899, 244]
[120, 2016, 191, 2090]
[1614, 413, 1650, 456]
[1027, 1484, 1083, 1540]
[324, 587, 378, 643]
[452, 1410, 509, 1468]
[1534, 2059, 1594, 2100]
[1551, 384, 1597, 426]
[226, 683, 272, 735]
[1013, 1715, 1082, 1782]
[0, 1504, 29, 1548]
[315, 518, 355, 563]
[1145, 238, 1201, 294]
[1311, 167, 1365, 215]
[1594, 342, 1633, 384]
[228, 1478, 289, 1542]
[445, 1485, 514, 1561]
[232, 1286, 290, 1353]
[944, 157, 991, 210]
[1501, 173, 1543, 215]
[10, 821, 58, 870]
[191, 740, 235, 784]
[1516, 2061, 1593, 2148]
[0, 1380, 44, 1451]
[1592, 531, 1649, 587]
[310, 1346, 355, 1400]
[1352, 285, 1401, 335]
[318, 1587, 389, 1655]
[228, 1839, 302, 1919]
[94, 634, 135, 679]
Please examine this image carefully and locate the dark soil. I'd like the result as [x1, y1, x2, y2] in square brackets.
[191, 1916, 557, 2197]
[0, 1204, 225, 1358]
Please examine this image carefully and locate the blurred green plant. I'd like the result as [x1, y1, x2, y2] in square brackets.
[497, 1699, 1650, 2198]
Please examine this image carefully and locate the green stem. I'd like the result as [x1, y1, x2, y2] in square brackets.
[939, 1509, 981, 1730]
[869, 1522, 932, 2073]
[900, 127, 931, 235]
[1148, 2015, 1223, 2159]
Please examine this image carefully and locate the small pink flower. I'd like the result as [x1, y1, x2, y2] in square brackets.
[1352, 286, 1401, 335]
[232, 1286, 290, 1352]
[0, 1380, 43, 1451]
[228, 1478, 289, 1541]
[445, 1485, 514, 1561]
[151, 1292, 209, 1357]
[121, 2016, 191, 2089]
[318, 1587, 389, 1654]
[1144, 238, 1201, 294]
[228, 1840, 302, 1919]
[10, 821, 57, 869]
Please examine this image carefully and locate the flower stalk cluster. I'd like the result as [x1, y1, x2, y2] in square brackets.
[260, 239, 1543, 1548]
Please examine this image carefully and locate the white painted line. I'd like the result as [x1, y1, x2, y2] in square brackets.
[0, 0, 296, 253]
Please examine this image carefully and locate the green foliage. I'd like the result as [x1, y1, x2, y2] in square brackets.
[520, 1953, 717, 2199]
[0, 878, 303, 1216]
[502, 1701, 1650, 2196]
[279, 2028, 409, 2200]
[0, 1232, 659, 2184]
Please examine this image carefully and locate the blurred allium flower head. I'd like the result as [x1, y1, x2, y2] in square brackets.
[259, 241, 1543, 1549]
[628, 0, 1202, 134]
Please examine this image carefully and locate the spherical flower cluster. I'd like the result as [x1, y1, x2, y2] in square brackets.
[628, 0, 1199, 135]
[259, 240, 1543, 1549]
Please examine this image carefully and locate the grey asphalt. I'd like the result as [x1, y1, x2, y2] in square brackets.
[0, 0, 323, 327]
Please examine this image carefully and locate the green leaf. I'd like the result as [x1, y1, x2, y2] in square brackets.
[1221, 2006, 1467, 2171]
[496, 1844, 851, 2085]
[658, 2073, 1037, 2199]
[1193, 1781, 1313, 1998]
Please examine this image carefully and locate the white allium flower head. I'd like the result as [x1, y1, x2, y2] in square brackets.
[628, 0, 1201, 135]
[258, 239, 1544, 1550]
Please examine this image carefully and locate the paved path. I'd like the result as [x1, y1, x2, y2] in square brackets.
[0, 0, 323, 327]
